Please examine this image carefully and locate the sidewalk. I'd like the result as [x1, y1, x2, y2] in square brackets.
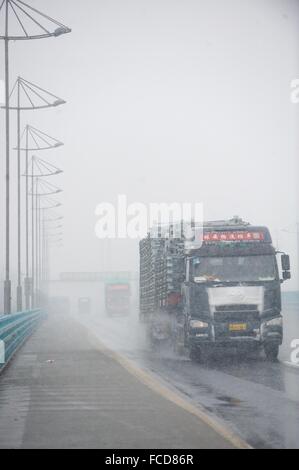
[0, 311, 236, 449]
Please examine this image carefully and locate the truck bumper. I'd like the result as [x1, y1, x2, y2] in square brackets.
[189, 335, 260, 351]
[189, 334, 282, 352]
[188, 320, 283, 352]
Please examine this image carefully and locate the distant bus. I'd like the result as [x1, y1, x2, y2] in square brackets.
[105, 283, 130, 317]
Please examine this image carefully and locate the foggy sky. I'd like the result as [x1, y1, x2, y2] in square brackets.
[0, 0, 299, 296]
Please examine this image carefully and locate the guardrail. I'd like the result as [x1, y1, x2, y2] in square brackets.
[0, 310, 44, 372]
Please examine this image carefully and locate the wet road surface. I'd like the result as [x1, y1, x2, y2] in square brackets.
[76, 298, 299, 449]
[0, 312, 236, 449]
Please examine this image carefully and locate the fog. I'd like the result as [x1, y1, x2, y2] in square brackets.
[0, 0, 299, 300]
[0, 1, 299, 451]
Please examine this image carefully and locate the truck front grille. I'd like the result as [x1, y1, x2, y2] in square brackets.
[214, 304, 259, 323]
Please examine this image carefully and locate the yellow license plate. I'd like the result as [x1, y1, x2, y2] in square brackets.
[229, 323, 247, 331]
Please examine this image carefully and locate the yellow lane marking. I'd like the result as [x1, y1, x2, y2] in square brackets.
[79, 320, 252, 450]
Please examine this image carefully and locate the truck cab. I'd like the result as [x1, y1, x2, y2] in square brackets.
[180, 221, 290, 361]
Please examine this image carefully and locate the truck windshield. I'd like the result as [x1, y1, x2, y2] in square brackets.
[192, 255, 276, 282]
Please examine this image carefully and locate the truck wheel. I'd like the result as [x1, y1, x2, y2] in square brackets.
[264, 344, 279, 362]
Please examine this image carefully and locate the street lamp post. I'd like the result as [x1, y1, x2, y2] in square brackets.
[31, 195, 63, 307]
[0, 0, 71, 314]
[41, 212, 64, 285]
[16, 80, 21, 310]
[16, 123, 63, 308]
[26, 159, 63, 307]
[31, 156, 34, 306]
[36, 205, 63, 305]
[4, 0, 10, 315]
[8, 80, 66, 312]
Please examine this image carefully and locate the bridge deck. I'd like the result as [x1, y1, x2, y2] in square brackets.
[0, 312, 235, 449]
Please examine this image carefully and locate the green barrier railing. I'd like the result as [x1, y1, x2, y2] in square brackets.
[0, 310, 44, 372]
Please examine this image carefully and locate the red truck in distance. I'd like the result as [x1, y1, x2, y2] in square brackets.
[105, 283, 131, 317]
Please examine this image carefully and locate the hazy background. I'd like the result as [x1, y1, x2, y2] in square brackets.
[0, 0, 299, 305]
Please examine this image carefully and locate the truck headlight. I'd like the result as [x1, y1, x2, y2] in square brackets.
[264, 317, 283, 328]
[190, 320, 209, 329]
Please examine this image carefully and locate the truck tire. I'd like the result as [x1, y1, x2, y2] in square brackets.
[264, 343, 279, 362]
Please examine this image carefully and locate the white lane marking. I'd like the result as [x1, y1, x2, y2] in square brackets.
[0, 339, 5, 364]
[283, 361, 299, 370]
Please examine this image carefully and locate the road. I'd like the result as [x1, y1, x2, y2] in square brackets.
[0, 310, 240, 449]
[76, 297, 299, 449]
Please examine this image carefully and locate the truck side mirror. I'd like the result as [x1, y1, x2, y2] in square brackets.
[281, 254, 290, 271]
[283, 271, 291, 281]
